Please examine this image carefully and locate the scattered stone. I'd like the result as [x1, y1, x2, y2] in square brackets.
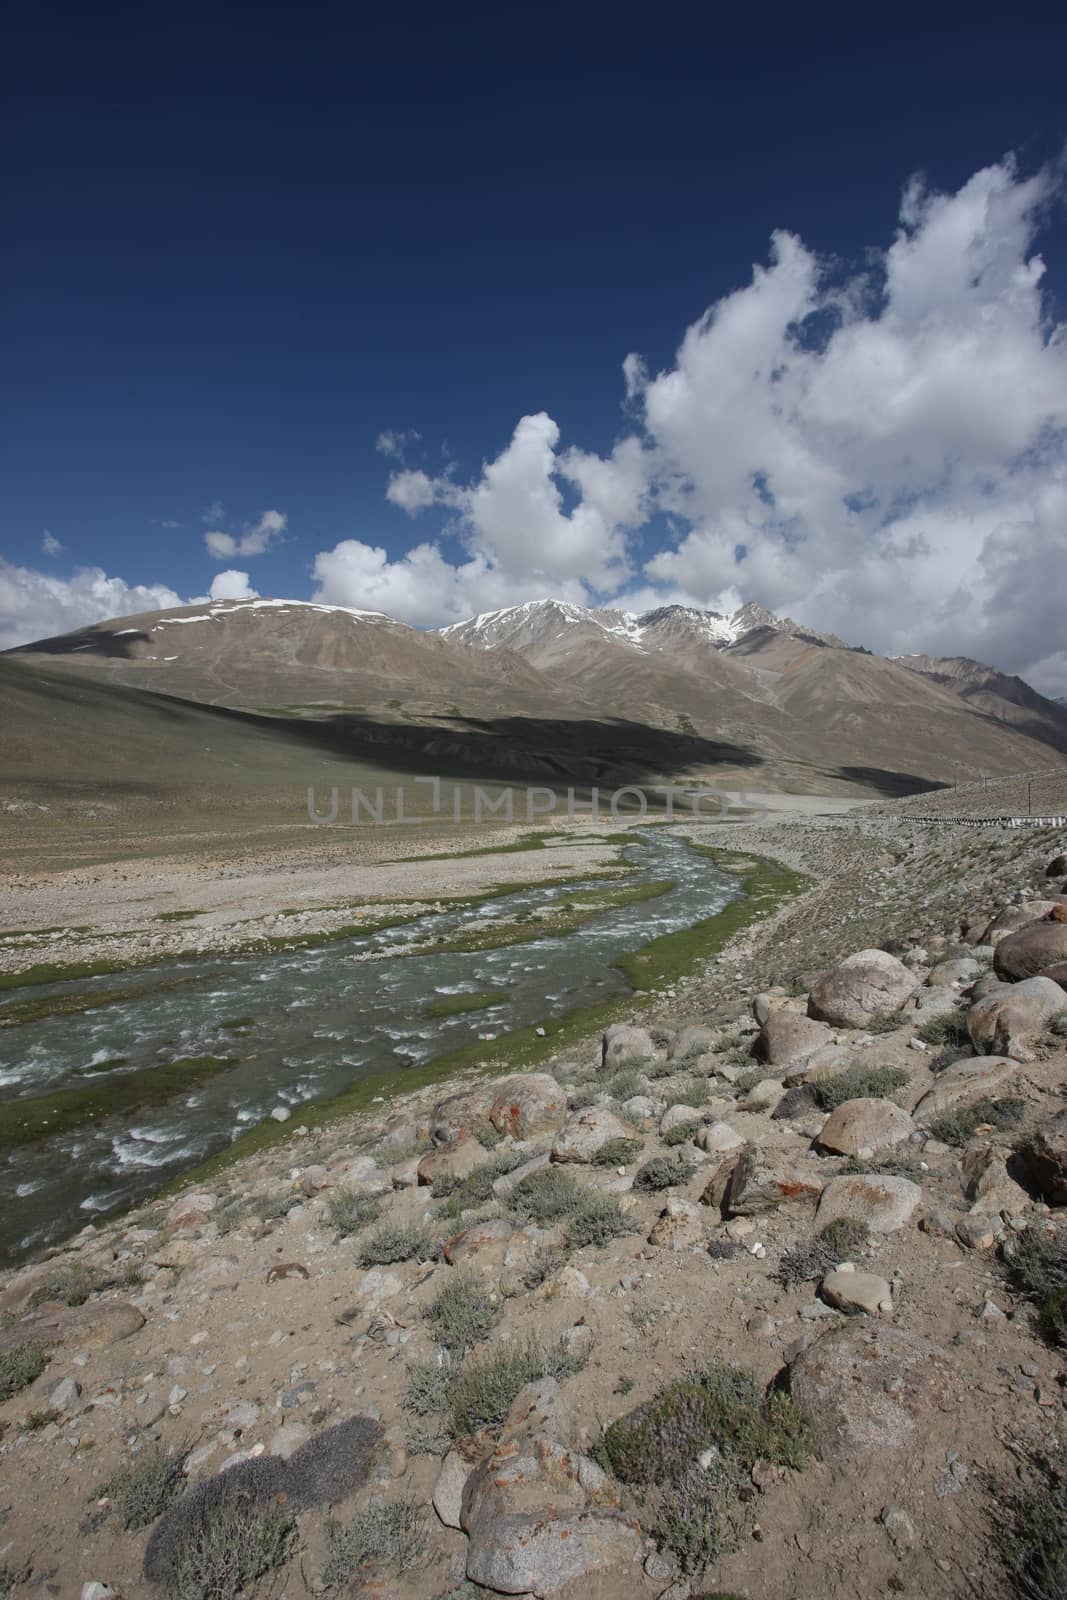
[647, 1197, 706, 1250]
[820, 1268, 894, 1315]
[417, 1135, 492, 1187]
[433, 1448, 470, 1530]
[660, 1103, 701, 1135]
[1016, 1109, 1067, 1206]
[815, 1097, 915, 1159]
[807, 949, 917, 1028]
[757, 1009, 833, 1066]
[489, 1074, 568, 1140]
[49, 1376, 82, 1410]
[270, 1106, 291, 1123]
[601, 1023, 655, 1068]
[722, 1144, 823, 1215]
[552, 1105, 634, 1163]
[815, 1175, 921, 1235]
[955, 1216, 1001, 1251]
[695, 1120, 744, 1154]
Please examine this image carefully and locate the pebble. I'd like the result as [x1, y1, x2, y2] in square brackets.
[270, 1106, 291, 1122]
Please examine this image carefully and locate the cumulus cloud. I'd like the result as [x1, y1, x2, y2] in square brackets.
[40, 530, 63, 557]
[204, 508, 287, 560]
[316, 154, 1067, 693]
[0, 560, 184, 649]
[207, 569, 259, 601]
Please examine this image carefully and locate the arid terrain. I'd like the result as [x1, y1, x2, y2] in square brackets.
[1, 781, 1066, 1600]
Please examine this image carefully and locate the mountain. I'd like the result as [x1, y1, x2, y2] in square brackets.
[6, 594, 1067, 807]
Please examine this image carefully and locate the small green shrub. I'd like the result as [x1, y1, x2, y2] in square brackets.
[28, 1261, 104, 1307]
[144, 1462, 296, 1599]
[356, 1221, 436, 1267]
[402, 1351, 460, 1416]
[322, 1496, 429, 1587]
[404, 1419, 451, 1456]
[432, 1148, 526, 1207]
[1003, 1223, 1067, 1348]
[777, 1238, 839, 1289]
[564, 1192, 633, 1250]
[567, 1086, 597, 1110]
[654, 1459, 747, 1575]
[325, 1187, 382, 1237]
[1046, 1011, 1067, 1040]
[450, 1337, 586, 1438]
[916, 1009, 971, 1047]
[995, 1443, 1067, 1600]
[817, 1217, 870, 1256]
[0, 1343, 47, 1402]
[633, 1154, 696, 1191]
[924, 1097, 1024, 1147]
[252, 1188, 299, 1222]
[606, 1069, 642, 1101]
[837, 1152, 924, 1177]
[506, 1167, 582, 1224]
[96, 1441, 188, 1531]
[521, 1241, 569, 1289]
[590, 1137, 641, 1167]
[812, 1065, 910, 1110]
[662, 1120, 701, 1147]
[731, 1066, 765, 1097]
[425, 1269, 501, 1353]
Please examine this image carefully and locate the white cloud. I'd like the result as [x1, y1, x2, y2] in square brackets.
[201, 499, 225, 524]
[0, 560, 184, 649]
[208, 570, 259, 601]
[331, 154, 1067, 693]
[40, 530, 63, 557]
[204, 509, 287, 560]
[375, 428, 421, 460]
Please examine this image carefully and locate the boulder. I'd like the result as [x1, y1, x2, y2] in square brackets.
[0, 1299, 145, 1357]
[433, 1448, 470, 1530]
[660, 1103, 701, 1135]
[647, 1197, 706, 1250]
[551, 1106, 634, 1164]
[695, 1121, 744, 1155]
[738, 1077, 786, 1112]
[620, 1094, 657, 1121]
[1040, 962, 1067, 992]
[815, 1098, 915, 1159]
[815, 1174, 921, 1234]
[995, 922, 1067, 982]
[668, 1024, 717, 1060]
[417, 1136, 492, 1187]
[601, 1023, 655, 1068]
[1046, 854, 1067, 879]
[722, 1143, 823, 1215]
[960, 1144, 1030, 1215]
[443, 1218, 515, 1267]
[461, 1379, 643, 1596]
[966, 976, 1065, 1060]
[430, 1084, 497, 1147]
[334, 1154, 391, 1195]
[981, 900, 1064, 945]
[807, 950, 917, 1029]
[912, 1056, 1019, 1122]
[784, 1044, 853, 1085]
[927, 957, 980, 987]
[165, 1191, 217, 1232]
[1016, 1110, 1067, 1205]
[757, 1010, 834, 1066]
[789, 1324, 955, 1459]
[489, 1074, 568, 1140]
[820, 1268, 894, 1316]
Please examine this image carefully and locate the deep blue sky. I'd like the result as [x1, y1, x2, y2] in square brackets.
[2, 4, 1066, 616]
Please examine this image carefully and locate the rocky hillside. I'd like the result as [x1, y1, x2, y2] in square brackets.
[1, 813, 1066, 1598]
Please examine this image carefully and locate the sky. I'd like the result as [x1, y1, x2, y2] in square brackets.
[2, 6, 1067, 693]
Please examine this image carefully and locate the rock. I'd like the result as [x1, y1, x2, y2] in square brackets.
[0, 1300, 145, 1357]
[443, 1218, 515, 1266]
[601, 1023, 655, 1068]
[0, 1262, 57, 1318]
[270, 1106, 291, 1122]
[1041, 961, 1067, 991]
[620, 1094, 657, 1121]
[669, 1024, 717, 1059]
[81, 1586, 118, 1600]
[955, 1215, 1001, 1251]
[784, 1044, 854, 1086]
[355, 1268, 404, 1308]
[722, 1143, 823, 1215]
[433, 1448, 470, 1529]
[1016, 1110, 1067, 1205]
[815, 1175, 921, 1234]
[695, 1121, 744, 1154]
[927, 957, 980, 986]
[461, 1378, 643, 1596]
[816, 1097, 915, 1159]
[390, 1155, 422, 1189]
[739, 1077, 786, 1112]
[995, 921, 1067, 981]
[881, 1505, 917, 1551]
[543, 1266, 592, 1298]
[913, 1056, 1019, 1122]
[757, 1009, 834, 1066]
[752, 988, 791, 1024]
[820, 1268, 894, 1315]
[491, 1152, 551, 1197]
[417, 1136, 492, 1187]
[961, 1144, 1030, 1214]
[1046, 854, 1067, 879]
[49, 1376, 82, 1410]
[489, 1074, 568, 1140]
[551, 1106, 634, 1163]
[181, 1253, 241, 1293]
[789, 1323, 954, 1458]
[165, 1191, 217, 1232]
[335, 1154, 391, 1195]
[807, 949, 917, 1028]
[430, 1084, 497, 1146]
[297, 1164, 329, 1195]
[647, 1197, 706, 1250]
[982, 901, 1064, 945]
[660, 1103, 701, 1135]
[967, 976, 1066, 1060]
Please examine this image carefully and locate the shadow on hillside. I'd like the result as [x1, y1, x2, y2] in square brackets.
[15, 628, 150, 659]
[828, 766, 947, 799]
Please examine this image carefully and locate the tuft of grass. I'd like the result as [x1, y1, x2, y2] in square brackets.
[836, 1152, 924, 1177]
[325, 1187, 382, 1237]
[424, 1269, 501, 1353]
[1002, 1223, 1067, 1348]
[817, 1217, 870, 1256]
[633, 1154, 696, 1191]
[28, 1260, 106, 1307]
[96, 1441, 189, 1531]
[402, 1351, 461, 1417]
[777, 1238, 840, 1289]
[450, 1337, 587, 1438]
[592, 1136, 643, 1167]
[521, 1241, 570, 1290]
[731, 1066, 765, 1098]
[925, 1097, 1025, 1147]
[432, 1147, 526, 1206]
[662, 1119, 701, 1147]
[605, 1069, 643, 1101]
[506, 1166, 582, 1225]
[0, 1343, 48, 1402]
[916, 1009, 971, 1047]
[812, 1064, 910, 1110]
[356, 1220, 437, 1267]
[322, 1497, 429, 1588]
[994, 1443, 1067, 1600]
[564, 1191, 634, 1250]
[404, 1419, 451, 1456]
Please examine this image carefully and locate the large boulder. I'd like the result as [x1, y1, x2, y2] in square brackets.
[1016, 1110, 1067, 1206]
[815, 1174, 921, 1234]
[601, 1023, 655, 1068]
[1040, 962, 1067, 992]
[981, 900, 1065, 945]
[489, 1074, 568, 1140]
[807, 950, 917, 1028]
[966, 976, 1066, 1060]
[430, 1084, 497, 1147]
[995, 922, 1067, 982]
[551, 1106, 634, 1164]
[721, 1143, 823, 1215]
[0, 1299, 145, 1357]
[815, 1098, 915, 1159]
[912, 1056, 1019, 1122]
[668, 1024, 717, 1060]
[417, 1136, 492, 1187]
[757, 1010, 834, 1067]
[461, 1379, 643, 1596]
[1046, 854, 1067, 879]
[927, 957, 980, 987]
[789, 1324, 955, 1459]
